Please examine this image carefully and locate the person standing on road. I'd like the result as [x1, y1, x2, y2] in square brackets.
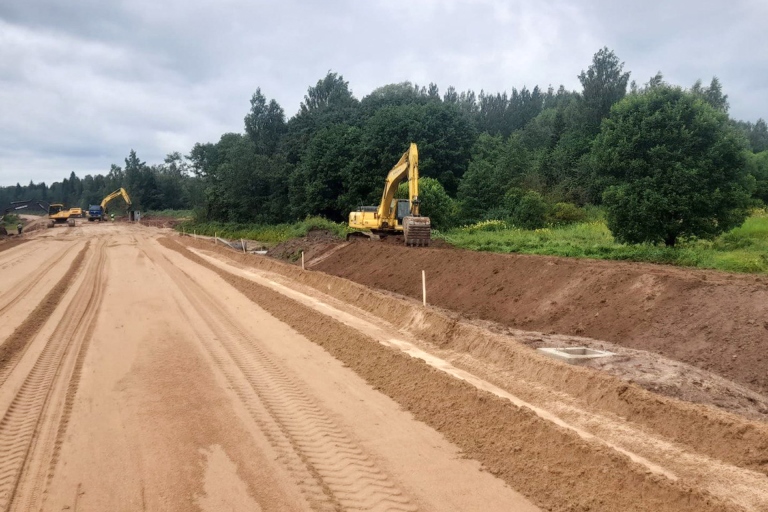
[17, 222, 22, 235]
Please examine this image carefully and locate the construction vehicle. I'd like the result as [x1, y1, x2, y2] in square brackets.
[88, 188, 132, 221]
[348, 143, 431, 246]
[1, 200, 50, 235]
[47, 204, 78, 227]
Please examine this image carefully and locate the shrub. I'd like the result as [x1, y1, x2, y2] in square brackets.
[548, 202, 587, 225]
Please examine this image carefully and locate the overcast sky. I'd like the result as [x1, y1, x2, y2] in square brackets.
[1, 0, 766, 186]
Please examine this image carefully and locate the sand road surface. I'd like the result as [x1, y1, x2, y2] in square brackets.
[0, 223, 767, 511]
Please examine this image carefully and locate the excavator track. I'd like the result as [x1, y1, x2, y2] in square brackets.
[403, 216, 431, 247]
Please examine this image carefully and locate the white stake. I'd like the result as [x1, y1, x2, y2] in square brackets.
[182, 227, 185, 236]
[422, 270, 427, 306]
[241, 239, 246, 253]
[301, 251, 305, 270]
[214, 232, 217, 244]
[194, 230, 196, 239]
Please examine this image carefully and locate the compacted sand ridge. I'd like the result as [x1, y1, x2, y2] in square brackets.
[0, 222, 767, 511]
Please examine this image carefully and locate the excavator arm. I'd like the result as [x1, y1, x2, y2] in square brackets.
[377, 143, 420, 220]
[100, 188, 132, 212]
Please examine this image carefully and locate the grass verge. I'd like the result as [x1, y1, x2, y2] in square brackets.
[437, 211, 768, 274]
[177, 216, 349, 245]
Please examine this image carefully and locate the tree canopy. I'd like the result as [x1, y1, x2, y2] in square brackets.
[3, 47, 765, 248]
[592, 85, 752, 246]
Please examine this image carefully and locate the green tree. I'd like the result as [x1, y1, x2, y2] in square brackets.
[289, 124, 366, 221]
[578, 47, 630, 134]
[592, 85, 752, 247]
[397, 177, 456, 229]
[746, 150, 768, 204]
[691, 77, 729, 113]
[361, 102, 476, 195]
[244, 88, 286, 156]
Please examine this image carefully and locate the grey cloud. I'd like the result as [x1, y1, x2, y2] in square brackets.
[0, 0, 766, 185]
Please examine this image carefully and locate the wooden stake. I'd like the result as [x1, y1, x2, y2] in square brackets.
[422, 270, 427, 306]
[241, 239, 246, 253]
[301, 251, 305, 270]
[214, 232, 217, 244]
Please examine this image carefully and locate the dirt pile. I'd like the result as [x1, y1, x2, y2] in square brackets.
[138, 216, 183, 228]
[311, 242, 768, 394]
[267, 229, 343, 263]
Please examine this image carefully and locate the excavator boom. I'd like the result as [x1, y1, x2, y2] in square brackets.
[100, 188, 132, 210]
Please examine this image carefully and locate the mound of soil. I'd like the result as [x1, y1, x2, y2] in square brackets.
[267, 229, 343, 263]
[313, 242, 768, 395]
[138, 217, 183, 228]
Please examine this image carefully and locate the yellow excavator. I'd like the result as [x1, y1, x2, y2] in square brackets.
[48, 204, 79, 227]
[88, 188, 132, 221]
[348, 143, 431, 246]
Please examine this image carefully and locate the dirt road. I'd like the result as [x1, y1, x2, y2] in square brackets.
[1, 223, 767, 511]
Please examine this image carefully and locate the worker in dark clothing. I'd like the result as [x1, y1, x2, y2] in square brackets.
[17, 223, 22, 235]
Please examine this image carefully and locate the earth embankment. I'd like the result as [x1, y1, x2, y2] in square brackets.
[311, 241, 768, 394]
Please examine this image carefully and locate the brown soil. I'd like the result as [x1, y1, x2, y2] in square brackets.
[312, 241, 768, 395]
[138, 216, 183, 228]
[182, 237, 768, 474]
[164, 237, 736, 512]
[267, 229, 344, 263]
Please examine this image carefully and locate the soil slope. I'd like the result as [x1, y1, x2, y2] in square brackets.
[313, 241, 768, 394]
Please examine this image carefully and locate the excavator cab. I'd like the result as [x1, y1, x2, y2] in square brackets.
[395, 200, 410, 224]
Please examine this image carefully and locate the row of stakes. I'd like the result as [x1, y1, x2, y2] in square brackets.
[181, 228, 427, 307]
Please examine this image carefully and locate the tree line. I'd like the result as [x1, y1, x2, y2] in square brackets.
[3, 48, 767, 245]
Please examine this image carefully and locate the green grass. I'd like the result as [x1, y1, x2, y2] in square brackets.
[180, 212, 768, 274]
[177, 216, 350, 245]
[144, 209, 194, 218]
[1, 213, 21, 226]
[437, 211, 768, 274]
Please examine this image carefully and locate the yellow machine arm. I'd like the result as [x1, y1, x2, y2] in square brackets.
[101, 188, 132, 212]
[377, 143, 420, 220]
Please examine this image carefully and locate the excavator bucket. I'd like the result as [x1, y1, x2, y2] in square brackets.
[403, 216, 431, 246]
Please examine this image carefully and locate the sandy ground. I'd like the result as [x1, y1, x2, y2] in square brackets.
[0, 223, 539, 512]
[2, 222, 768, 511]
[179, 234, 768, 511]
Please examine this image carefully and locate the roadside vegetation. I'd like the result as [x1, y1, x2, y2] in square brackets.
[177, 216, 349, 244]
[1, 213, 21, 227]
[4, 47, 768, 273]
[179, 209, 768, 274]
[438, 209, 768, 274]
[144, 209, 194, 218]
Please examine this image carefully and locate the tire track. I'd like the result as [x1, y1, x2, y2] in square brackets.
[0, 241, 79, 317]
[163, 236, 738, 512]
[0, 242, 89, 388]
[0, 241, 107, 512]
[0, 239, 30, 261]
[149, 243, 417, 512]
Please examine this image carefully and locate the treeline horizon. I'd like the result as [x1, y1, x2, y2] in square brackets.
[2, 47, 768, 235]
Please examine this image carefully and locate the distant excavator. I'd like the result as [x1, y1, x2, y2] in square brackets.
[1, 200, 50, 236]
[88, 188, 132, 221]
[348, 143, 431, 246]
